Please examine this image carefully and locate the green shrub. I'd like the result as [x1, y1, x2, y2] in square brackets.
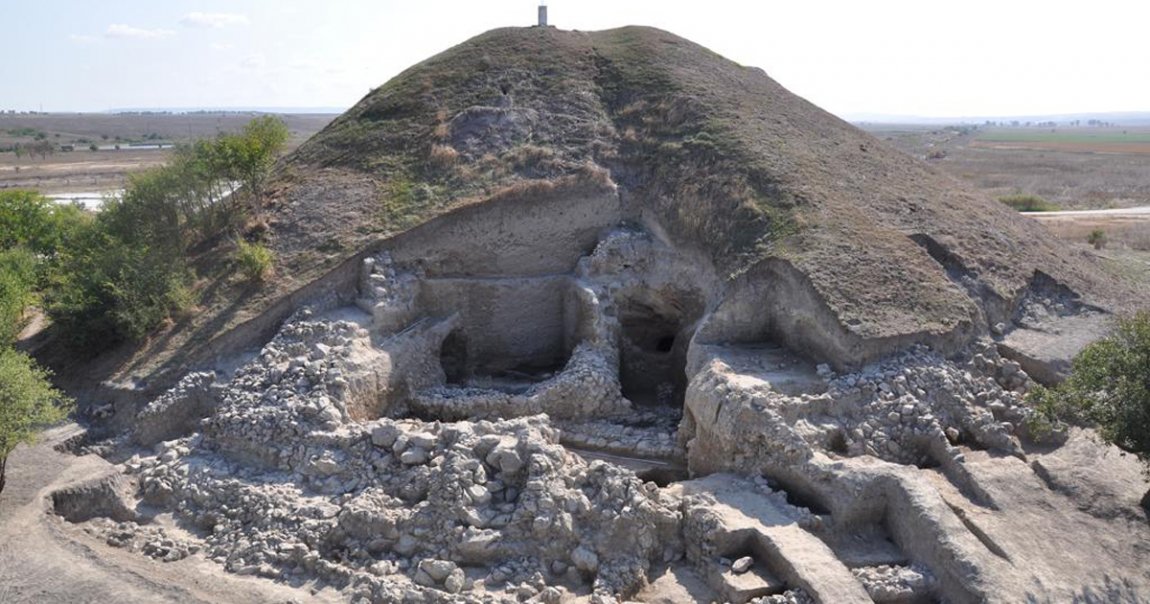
[1087, 229, 1106, 250]
[1026, 311, 1150, 469]
[0, 248, 38, 345]
[235, 239, 274, 282]
[46, 233, 191, 349]
[0, 190, 93, 259]
[998, 193, 1058, 212]
[0, 190, 53, 250]
[0, 347, 73, 494]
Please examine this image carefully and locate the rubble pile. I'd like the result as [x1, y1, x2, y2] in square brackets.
[123, 311, 682, 602]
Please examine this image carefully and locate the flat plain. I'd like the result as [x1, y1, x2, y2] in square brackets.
[861, 123, 1150, 211]
[0, 113, 335, 194]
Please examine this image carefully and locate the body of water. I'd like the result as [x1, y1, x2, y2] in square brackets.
[45, 190, 122, 210]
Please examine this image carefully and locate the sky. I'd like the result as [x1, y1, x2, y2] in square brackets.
[3, 0, 1148, 119]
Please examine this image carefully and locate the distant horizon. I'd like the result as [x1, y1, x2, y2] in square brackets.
[843, 110, 1150, 126]
[5, 107, 1150, 127]
[5, 1, 1149, 118]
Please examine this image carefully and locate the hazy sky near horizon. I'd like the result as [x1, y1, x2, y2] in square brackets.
[4, 0, 1148, 118]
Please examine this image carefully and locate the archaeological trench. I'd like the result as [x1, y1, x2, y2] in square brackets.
[34, 27, 1150, 604]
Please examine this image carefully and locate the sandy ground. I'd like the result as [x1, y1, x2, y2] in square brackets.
[0, 149, 168, 195]
[1025, 206, 1150, 260]
[0, 424, 340, 604]
[1025, 206, 1150, 217]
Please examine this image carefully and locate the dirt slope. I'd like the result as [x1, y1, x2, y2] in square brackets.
[0, 425, 339, 604]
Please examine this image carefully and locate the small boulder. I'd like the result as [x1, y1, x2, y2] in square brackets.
[371, 423, 402, 448]
[486, 446, 524, 475]
[400, 448, 429, 465]
[419, 558, 458, 583]
[444, 567, 466, 594]
[571, 545, 599, 573]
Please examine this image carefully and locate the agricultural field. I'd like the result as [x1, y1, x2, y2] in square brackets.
[0, 113, 335, 195]
[863, 123, 1150, 211]
[862, 122, 1150, 284]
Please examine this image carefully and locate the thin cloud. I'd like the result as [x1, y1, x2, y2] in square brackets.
[105, 24, 175, 39]
[181, 12, 249, 28]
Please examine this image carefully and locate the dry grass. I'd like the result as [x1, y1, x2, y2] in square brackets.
[428, 144, 459, 168]
[1033, 215, 1150, 251]
[864, 124, 1150, 211]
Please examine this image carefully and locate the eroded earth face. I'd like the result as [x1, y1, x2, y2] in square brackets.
[48, 224, 1150, 604]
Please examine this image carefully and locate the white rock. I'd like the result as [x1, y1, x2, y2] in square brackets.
[419, 558, 458, 583]
[400, 448, 428, 465]
[371, 423, 401, 448]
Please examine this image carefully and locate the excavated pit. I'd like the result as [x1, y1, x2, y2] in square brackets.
[58, 184, 1143, 604]
[616, 287, 703, 411]
[429, 277, 578, 394]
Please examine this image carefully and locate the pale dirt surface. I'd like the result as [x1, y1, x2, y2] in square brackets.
[1026, 205, 1150, 217]
[0, 425, 340, 604]
[0, 149, 169, 195]
[633, 564, 717, 603]
[926, 432, 1150, 602]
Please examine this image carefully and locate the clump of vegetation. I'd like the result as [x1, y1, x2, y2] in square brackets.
[0, 347, 73, 495]
[428, 144, 459, 169]
[1087, 228, 1107, 250]
[0, 248, 38, 345]
[0, 197, 76, 495]
[235, 239, 274, 283]
[0, 117, 290, 350]
[1026, 312, 1150, 474]
[998, 193, 1059, 212]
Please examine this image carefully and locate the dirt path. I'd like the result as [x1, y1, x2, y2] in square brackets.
[0, 424, 338, 603]
[1024, 205, 1150, 218]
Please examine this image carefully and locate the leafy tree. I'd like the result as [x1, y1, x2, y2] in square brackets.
[0, 347, 72, 495]
[0, 190, 52, 250]
[42, 116, 288, 348]
[0, 248, 37, 345]
[0, 190, 90, 258]
[215, 115, 289, 218]
[46, 230, 190, 349]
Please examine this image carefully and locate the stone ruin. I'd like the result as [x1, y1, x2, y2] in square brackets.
[48, 180, 1147, 603]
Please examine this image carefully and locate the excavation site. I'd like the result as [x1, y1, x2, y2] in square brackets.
[5, 24, 1148, 604]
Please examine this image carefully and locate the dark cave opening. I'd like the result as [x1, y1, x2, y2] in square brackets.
[439, 327, 568, 394]
[617, 290, 701, 409]
[440, 330, 468, 385]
